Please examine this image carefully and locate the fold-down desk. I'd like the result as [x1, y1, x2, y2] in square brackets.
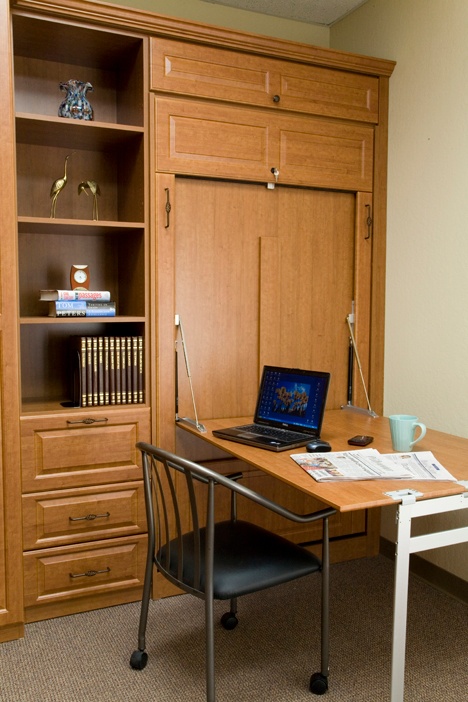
[179, 409, 468, 702]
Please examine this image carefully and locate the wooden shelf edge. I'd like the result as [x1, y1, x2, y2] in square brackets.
[20, 316, 146, 324]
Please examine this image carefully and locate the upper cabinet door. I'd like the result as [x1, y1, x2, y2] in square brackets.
[151, 38, 379, 123]
[154, 97, 373, 191]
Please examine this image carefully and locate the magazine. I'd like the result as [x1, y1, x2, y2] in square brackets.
[291, 448, 457, 482]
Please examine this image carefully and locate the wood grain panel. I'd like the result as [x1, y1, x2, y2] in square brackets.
[155, 97, 272, 181]
[22, 481, 146, 549]
[23, 535, 146, 609]
[156, 97, 373, 191]
[277, 116, 374, 190]
[151, 37, 379, 123]
[21, 408, 150, 492]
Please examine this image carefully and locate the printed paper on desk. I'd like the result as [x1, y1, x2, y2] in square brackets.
[291, 448, 457, 482]
[381, 451, 456, 481]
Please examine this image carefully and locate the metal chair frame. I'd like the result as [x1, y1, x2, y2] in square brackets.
[131, 442, 336, 700]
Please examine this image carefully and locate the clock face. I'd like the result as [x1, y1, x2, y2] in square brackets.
[74, 269, 87, 284]
[70, 265, 90, 290]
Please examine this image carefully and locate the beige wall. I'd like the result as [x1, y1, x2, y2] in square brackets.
[331, 0, 468, 582]
[101, 0, 329, 45]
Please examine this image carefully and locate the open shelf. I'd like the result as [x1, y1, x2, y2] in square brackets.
[13, 12, 148, 411]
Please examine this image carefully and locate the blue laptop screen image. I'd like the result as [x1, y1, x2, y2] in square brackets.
[256, 367, 329, 432]
[212, 366, 331, 451]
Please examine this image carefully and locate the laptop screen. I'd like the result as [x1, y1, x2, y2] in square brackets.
[254, 365, 330, 434]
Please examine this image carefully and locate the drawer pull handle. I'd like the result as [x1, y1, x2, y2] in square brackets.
[67, 418, 109, 425]
[69, 512, 110, 522]
[69, 567, 111, 579]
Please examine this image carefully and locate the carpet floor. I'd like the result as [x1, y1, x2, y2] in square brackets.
[1, 555, 466, 701]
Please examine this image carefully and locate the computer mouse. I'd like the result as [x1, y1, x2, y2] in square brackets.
[306, 439, 332, 453]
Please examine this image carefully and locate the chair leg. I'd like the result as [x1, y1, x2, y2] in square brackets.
[310, 517, 330, 695]
[129, 551, 153, 670]
[320, 517, 330, 679]
[205, 596, 216, 702]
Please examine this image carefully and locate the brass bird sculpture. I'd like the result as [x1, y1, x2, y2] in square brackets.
[78, 180, 101, 220]
[50, 154, 72, 218]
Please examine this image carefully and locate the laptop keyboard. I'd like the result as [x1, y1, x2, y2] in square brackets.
[239, 424, 312, 442]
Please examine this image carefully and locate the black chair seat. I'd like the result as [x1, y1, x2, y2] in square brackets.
[159, 519, 322, 599]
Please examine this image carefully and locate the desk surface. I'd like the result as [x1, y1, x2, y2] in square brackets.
[179, 409, 468, 512]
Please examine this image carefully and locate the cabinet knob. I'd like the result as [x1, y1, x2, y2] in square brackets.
[272, 94, 280, 103]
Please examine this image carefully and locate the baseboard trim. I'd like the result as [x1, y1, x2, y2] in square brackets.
[379, 537, 468, 605]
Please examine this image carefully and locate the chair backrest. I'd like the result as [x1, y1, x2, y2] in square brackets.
[137, 441, 336, 600]
[139, 442, 232, 598]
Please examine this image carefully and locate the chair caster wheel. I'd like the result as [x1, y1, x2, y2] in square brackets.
[309, 672, 328, 695]
[221, 611, 238, 630]
[130, 649, 148, 670]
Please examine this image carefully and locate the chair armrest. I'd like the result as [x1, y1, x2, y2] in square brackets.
[137, 442, 336, 525]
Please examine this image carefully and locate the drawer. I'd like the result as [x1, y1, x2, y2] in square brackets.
[21, 407, 150, 492]
[22, 481, 146, 550]
[151, 37, 379, 123]
[23, 534, 147, 609]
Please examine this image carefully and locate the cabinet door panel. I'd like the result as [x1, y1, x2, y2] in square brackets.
[174, 180, 356, 419]
[151, 38, 379, 123]
[278, 63, 378, 122]
[151, 38, 274, 106]
[277, 115, 374, 190]
[155, 97, 271, 181]
[156, 98, 373, 191]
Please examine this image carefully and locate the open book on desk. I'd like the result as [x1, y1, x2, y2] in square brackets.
[291, 448, 457, 482]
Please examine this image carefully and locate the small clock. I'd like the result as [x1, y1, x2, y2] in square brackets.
[70, 265, 90, 290]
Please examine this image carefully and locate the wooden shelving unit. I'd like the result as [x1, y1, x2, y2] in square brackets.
[12, 9, 150, 622]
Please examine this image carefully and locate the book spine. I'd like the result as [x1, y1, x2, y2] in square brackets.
[85, 302, 116, 317]
[50, 301, 86, 317]
[49, 301, 115, 316]
[98, 336, 104, 406]
[92, 336, 98, 406]
[115, 336, 121, 404]
[126, 336, 133, 404]
[132, 336, 138, 404]
[103, 336, 110, 405]
[121, 337, 127, 404]
[79, 336, 87, 408]
[109, 337, 116, 405]
[86, 337, 93, 407]
[41, 290, 111, 301]
[138, 336, 144, 403]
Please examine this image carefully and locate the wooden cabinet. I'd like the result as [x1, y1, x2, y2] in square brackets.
[151, 37, 380, 123]
[155, 97, 374, 190]
[151, 33, 394, 561]
[0, 0, 394, 639]
[11, 10, 150, 622]
[0, 0, 23, 644]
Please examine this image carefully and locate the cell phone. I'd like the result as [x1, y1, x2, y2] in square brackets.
[348, 435, 374, 446]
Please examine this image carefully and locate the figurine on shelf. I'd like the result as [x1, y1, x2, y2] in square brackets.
[58, 79, 94, 120]
[78, 180, 101, 220]
[50, 153, 72, 218]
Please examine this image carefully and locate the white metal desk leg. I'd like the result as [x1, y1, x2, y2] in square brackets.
[391, 502, 412, 702]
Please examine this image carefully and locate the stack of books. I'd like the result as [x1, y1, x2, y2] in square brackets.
[40, 289, 116, 317]
[72, 335, 144, 407]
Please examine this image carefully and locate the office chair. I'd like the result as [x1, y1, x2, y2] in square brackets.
[130, 442, 336, 700]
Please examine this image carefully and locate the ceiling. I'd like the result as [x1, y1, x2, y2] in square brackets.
[200, 0, 368, 27]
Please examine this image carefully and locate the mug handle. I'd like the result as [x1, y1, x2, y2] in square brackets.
[410, 422, 426, 448]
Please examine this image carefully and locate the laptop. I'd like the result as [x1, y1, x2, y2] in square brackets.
[212, 365, 330, 452]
